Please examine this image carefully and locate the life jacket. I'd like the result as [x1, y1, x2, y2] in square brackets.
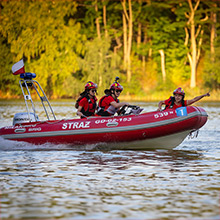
[75, 95, 97, 117]
[165, 96, 185, 110]
[97, 95, 119, 116]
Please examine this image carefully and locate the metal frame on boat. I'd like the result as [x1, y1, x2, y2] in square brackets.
[18, 72, 56, 122]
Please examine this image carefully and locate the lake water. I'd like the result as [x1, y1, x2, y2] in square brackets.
[0, 100, 219, 219]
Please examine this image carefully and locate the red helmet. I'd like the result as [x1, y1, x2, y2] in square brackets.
[110, 82, 123, 91]
[85, 81, 98, 90]
[173, 87, 185, 96]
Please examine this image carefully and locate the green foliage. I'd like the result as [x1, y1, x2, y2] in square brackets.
[0, 0, 219, 99]
[78, 37, 121, 94]
[0, 0, 84, 98]
[0, 34, 18, 96]
[203, 46, 220, 90]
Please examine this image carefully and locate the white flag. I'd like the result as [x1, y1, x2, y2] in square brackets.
[12, 59, 25, 75]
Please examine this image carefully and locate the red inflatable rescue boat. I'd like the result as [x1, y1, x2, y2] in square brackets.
[0, 105, 207, 149]
[0, 64, 208, 149]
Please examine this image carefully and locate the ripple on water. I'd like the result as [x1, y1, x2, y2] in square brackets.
[0, 101, 220, 219]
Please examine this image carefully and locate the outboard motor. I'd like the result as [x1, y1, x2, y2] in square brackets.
[13, 112, 39, 125]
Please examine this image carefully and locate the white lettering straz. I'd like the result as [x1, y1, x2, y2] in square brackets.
[62, 122, 91, 130]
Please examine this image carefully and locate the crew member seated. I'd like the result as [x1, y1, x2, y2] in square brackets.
[76, 81, 98, 118]
[157, 87, 210, 111]
[97, 78, 129, 116]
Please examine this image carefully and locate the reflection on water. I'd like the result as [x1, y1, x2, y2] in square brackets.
[0, 100, 220, 219]
[1, 149, 219, 219]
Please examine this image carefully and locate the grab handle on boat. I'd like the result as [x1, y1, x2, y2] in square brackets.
[106, 121, 119, 127]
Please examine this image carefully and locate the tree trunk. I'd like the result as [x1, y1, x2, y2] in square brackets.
[102, 0, 108, 38]
[186, 0, 201, 88]
[137, 22, 141, 47]
[159, 49, 166, 82]
[122, 10, 127, 71]
[95, 0, 101, 39]
[99, 51, 103, 87]
[210, 3, 217, 61]
[142, 32, 147, 72]
[121, 0, 133, 83]
[190, 9, 197, 88]
[127, 0, 132, 83]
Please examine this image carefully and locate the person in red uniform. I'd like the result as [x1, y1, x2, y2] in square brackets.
[97, 80, 129, 116]
[76, 81, 98, 118]
[157, 87, 210, 111]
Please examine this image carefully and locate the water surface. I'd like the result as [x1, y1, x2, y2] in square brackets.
[0, 100, 219, 219]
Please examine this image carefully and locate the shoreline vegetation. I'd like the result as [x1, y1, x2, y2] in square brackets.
[1, 89, 219, 102]
[0, 1, 220, 100]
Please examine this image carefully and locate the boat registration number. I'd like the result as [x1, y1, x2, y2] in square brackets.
[95, 117, 132, 124]
[154, 111, 174, 118]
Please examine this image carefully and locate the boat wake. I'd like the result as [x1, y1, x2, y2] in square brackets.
[0, 137, 102, 151]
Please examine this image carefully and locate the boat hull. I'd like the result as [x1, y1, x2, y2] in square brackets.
[0, 106, 208, 149]
[108, 130, 191, 150]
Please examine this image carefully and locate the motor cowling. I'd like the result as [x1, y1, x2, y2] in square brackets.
[13, 112, 39, 125]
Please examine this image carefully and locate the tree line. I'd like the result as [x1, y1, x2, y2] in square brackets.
[0, 0, 219, 99]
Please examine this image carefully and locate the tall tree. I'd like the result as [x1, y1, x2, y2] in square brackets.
[79, 37, 121, 92]
[0, 0, 218, 98]
[0, 0, 84, 98]
[184, 0, 208, 88]
[95, 0, 101, 39]
[102, 0, 108, 38]
[121, 0, 133, 83]
[159, 49, 166, 82]
[132, 0, 151, 74]
[203, 0, 220, 90]
[210, 0, 217, 60]
[146, 0, 180, 84]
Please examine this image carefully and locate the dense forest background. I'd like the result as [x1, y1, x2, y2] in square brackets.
[0, 0, 220, 100]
